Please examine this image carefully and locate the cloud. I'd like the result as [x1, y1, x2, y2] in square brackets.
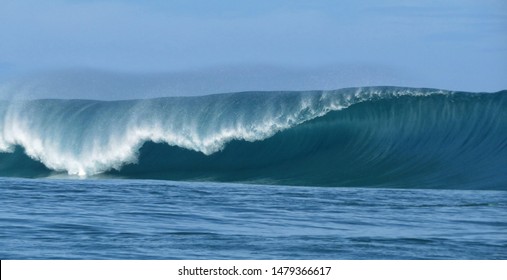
[0, 64, 415, 99]
[0, 0, 505, 91]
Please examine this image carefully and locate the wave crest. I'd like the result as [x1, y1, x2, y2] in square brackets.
[2, 86, 506, 189]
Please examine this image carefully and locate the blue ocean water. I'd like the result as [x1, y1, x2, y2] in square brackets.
[1, 87, 506, 189]
[0, 178, 506, 259]
[1, 87, 506, 259]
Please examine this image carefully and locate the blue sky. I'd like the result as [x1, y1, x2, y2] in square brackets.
[0, 0, 506, 98]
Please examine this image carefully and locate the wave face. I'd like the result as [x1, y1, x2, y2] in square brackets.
[1, 87, 506, 189]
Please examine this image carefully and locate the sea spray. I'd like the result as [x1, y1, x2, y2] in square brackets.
[1, 87, 506, 189]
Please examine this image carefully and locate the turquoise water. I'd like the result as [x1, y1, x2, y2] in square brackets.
[1, 87, 506, 189]
[0, 178, 506, 259]
[1, 87, 506, 259]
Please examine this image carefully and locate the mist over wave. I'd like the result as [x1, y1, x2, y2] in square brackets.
[1, 86, 506, 189]
[0, 65, 413, 100]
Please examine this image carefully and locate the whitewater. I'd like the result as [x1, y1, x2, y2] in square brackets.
[0, 86, 506, 189]
[1, 86, 506, 260]
[1, 87, 432, 175]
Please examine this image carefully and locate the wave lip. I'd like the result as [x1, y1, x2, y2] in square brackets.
[1, 86, 506, 189]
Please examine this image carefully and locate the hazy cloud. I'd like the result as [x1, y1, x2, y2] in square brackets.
[0, 0, 505, 94]
[0, 64, 416, 100]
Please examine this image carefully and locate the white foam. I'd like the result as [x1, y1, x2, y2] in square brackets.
[0, 88, 451, 177]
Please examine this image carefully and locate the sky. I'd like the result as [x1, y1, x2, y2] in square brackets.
[0, 0, 506, 99]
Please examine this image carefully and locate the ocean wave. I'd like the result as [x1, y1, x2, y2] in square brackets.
[1, 87, 506, 189]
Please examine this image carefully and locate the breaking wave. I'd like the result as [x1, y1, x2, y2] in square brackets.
[1, 87, 506, 189]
